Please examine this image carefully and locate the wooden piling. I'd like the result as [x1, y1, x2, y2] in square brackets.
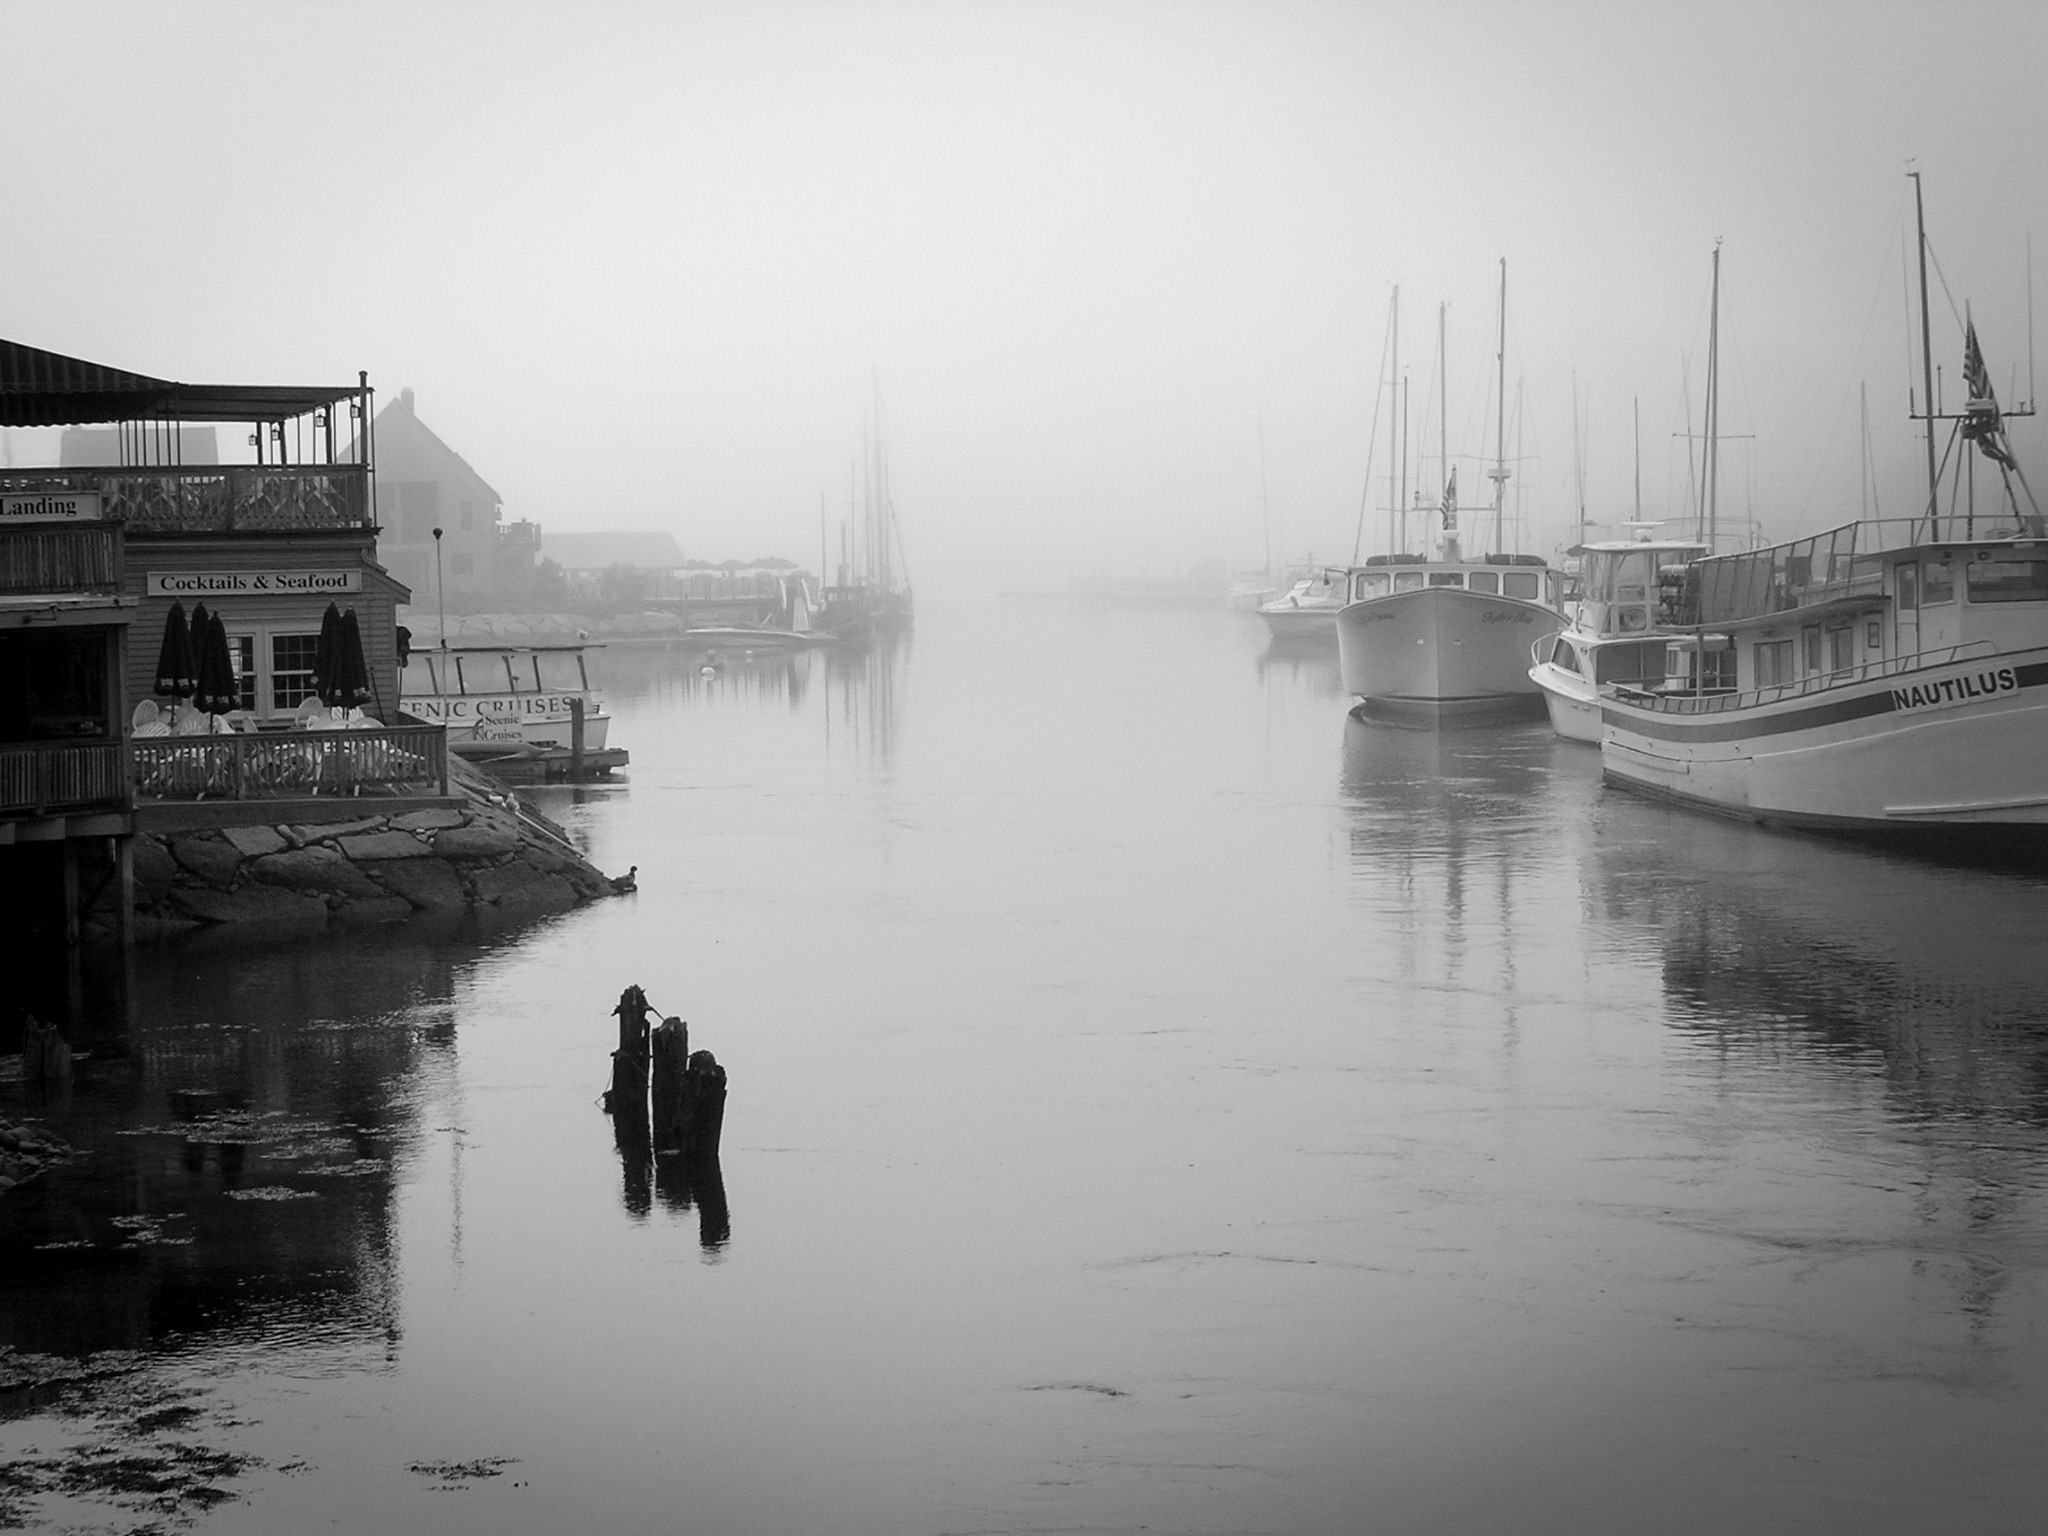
[605, 985, 651, 1125]
[22, 1014, 72, 1088]
[570, 697, 586, 780]
[650, 1015, 689, 1150]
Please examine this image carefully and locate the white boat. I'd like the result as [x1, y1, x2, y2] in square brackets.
[1600, 175, 2048, 843]
[1529, 538, 1711, 741]
[1338, 547, 1567, 714]
[1337, 265, 1567, 714]
[399, 641, 613, 753]
[1258, 570, 1344, 642]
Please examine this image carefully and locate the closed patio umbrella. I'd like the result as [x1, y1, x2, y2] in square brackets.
[153, 600, 197, 699]
[337, 607, 374, 709]
[313, 602, 344, 706]
[195, 612, 238, 715]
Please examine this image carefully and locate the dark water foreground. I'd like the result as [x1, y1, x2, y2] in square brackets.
[4, 597, 2048, 1534]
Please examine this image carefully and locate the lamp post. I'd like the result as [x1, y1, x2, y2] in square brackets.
[432, 527, 446, 649]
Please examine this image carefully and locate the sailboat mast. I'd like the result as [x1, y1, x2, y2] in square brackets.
[1258, 416, 1270, 575]
[1489, 258, 1509, 552]
[1912, 171, 1939, 537]
[1390, 286, 1402, 554]
[1701, 240, 1722, 549]
[1633, 394, 1641, 524]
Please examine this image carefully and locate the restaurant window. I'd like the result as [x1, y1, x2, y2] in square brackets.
[1755, 639, 1795, 687]
[1966, 558, 2048, 603]
[1467, 569, 1499, 594]
[1503, 571, 1540, 599]
[271, 633, 321, 710]
[1923, 560, 1956, 604]
[229, 634, 257, 712]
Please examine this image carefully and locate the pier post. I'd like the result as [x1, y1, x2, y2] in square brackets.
[605, 985, 651, 1126]
[650, 1015, 689, 1150]
[570, 697, 586, 781]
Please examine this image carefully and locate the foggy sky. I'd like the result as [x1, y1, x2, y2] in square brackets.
[7, 0, 2048, 587]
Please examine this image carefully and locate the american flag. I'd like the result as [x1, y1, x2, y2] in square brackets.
[1962, 317, 2016, 468]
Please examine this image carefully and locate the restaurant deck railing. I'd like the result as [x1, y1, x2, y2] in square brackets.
[132, 723, 449, 802]
[0, 741, 131, 817]
[0, 523, 124, 594]
[0, 465, 370, 534]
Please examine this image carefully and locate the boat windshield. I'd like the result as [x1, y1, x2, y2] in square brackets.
[537, 652, 587, 691]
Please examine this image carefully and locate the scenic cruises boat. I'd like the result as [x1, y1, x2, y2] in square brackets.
[400, 641, 614, 758]
[1530, 538, 1710, 742]
[1337, 265, 1567, 715]
[1259, 569, 1344, 643]
[1600, 177, 2047, 842]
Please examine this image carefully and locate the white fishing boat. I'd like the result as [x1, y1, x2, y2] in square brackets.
[1337, 266, 1568, 714]
[399, 641, 614, 756]
[1600, 175, 2048, 843]
[1259, 569, 1344, 642]
[1530, 537, 1710, 742]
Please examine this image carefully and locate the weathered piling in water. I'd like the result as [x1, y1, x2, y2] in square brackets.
[605, 985, 651, 1127]
[649, 1015, 688, 1144]
[652, 1030, 725, 1162]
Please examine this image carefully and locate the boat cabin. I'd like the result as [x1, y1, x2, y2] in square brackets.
[1638, 523, 2048, 704]
[1346, 553, 1565, 607]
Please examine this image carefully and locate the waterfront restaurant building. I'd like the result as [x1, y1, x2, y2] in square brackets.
[0, 339, 409, 727]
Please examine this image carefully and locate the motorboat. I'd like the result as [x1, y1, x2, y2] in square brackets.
[399, 640, 613, 755]
[1529, 538, 1711, 742]
[1258, 570, 1344, 642]
[1600, 177, 2048, 843]
[1337, 264, 1567, 715]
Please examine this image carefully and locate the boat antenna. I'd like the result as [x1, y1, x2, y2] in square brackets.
[1633, 393, 1641, 525]
[1488, 258, 1510, 554]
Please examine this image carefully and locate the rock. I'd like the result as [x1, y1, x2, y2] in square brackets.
[294, 816, 387, 843]
[171, 885, 329, 929]
[472, 861, 577, 912]
[329, 896, 415, 925]
[221, 824, 289, 858]
[336, 829, 430, 861]
[130, 836, 180, 893]
[367, 858, 470, 911]
[433, 825, 522, 860]
[170, 835, 243, 888]
[391, 808, 465, 831]
[246, 847, 390, 901]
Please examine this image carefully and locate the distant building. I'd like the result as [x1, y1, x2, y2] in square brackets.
[366, 389, 516, 611]
[543, 531, 689, 602]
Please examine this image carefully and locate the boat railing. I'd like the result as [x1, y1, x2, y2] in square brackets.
[132, 723, 450, 801]
[1616, 640, 2001, 715]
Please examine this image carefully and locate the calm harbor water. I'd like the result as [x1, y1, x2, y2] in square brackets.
[6, 593, 2048, 1534]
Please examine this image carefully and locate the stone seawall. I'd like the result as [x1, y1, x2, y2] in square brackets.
[127, 760, 620, 941]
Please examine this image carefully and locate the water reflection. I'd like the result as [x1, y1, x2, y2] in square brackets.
[594, 633, 910, 767]
[0, 925, 474, 1363]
